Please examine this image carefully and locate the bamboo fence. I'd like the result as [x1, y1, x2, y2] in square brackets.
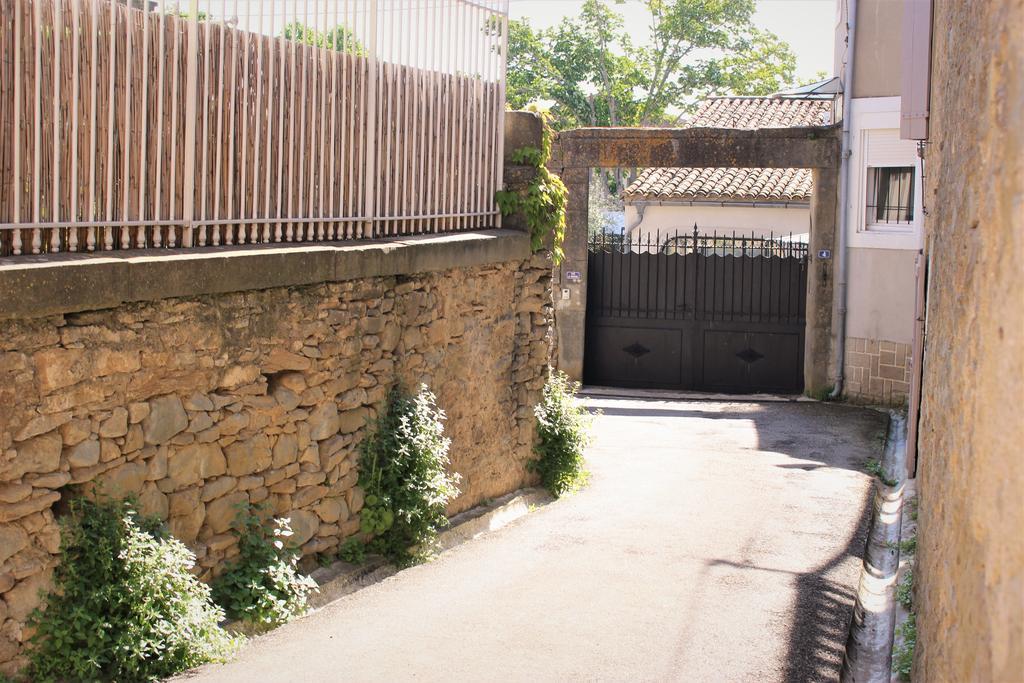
[0, 0, 509, 256]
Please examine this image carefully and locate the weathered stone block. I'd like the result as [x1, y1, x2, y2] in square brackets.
[59, 419, 91, 446]
[25, 472, 69, 490]
[96, 461, 148, 496]
[184, 392, 215, 412]
[4, 570, 52, 621]
[13, 412, 71, 443]
[337, 408, 369, 435]
[99, 439, 120, 463]
[201, 476, 238, 503]
[269, 479, 297, 494]
[314, 497, 349, 524]
[2, 432, 62, 480]
[128, 402, 150, 424]
[236, 475, 264, 491]
[0, 484, 31, 505]
[123, 424, 144, 454]
[218, 412, 249, 437]
[0, 491, 59, 523]
[138, 483, 169, 519]
[271, 434, 299, 468]
[64, 438, 100, 469]
[264, 349, 313, 373]
[307, 403, 339, 441]
[145, 447, 168, 481]
[32, 348, 88, 393]
[98, 408, 129, 438]
[168, 443, 227, 488]
[272, 386, 301, 412]
[0, 526, 29, 564]
[219, 365, 262, 390]
[187, 412, 214, 434]
[142, 395, 189, 445]
[205, 492, 248, 534]
[286, 510, 319, 547]
[293, 485, 328, 508]
[224, 434, 272, 477]
[168, 495, 205, 543]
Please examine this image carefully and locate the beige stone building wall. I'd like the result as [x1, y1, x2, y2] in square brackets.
[914, 0, 1024, 680]
[0, 253, 552, 674]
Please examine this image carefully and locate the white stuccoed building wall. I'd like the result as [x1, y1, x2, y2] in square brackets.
[625, 202, 810, 246]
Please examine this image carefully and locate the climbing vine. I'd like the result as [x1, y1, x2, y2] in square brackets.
[495, 111, 568, 263]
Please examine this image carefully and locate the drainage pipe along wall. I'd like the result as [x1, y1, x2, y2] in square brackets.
[830, 0, 856, 399]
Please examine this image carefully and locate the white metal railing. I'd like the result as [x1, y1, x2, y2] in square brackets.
[0, 0, 509, 256]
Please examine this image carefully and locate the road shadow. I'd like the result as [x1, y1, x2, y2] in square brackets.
[586, 395, 882, 680]
[781, 492, 872, 682]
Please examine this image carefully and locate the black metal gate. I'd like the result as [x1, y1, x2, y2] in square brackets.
[584, 229, 809, 394]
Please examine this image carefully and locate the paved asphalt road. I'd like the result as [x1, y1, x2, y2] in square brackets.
[178, 396, 886, 683]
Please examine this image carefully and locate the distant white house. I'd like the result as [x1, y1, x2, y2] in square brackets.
[623, 97, 833, 249]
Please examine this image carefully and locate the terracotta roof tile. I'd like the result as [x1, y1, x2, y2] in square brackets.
[624, 97, 831, 202]
[688, 96, 832, 129]
[625, 166, 814, 202]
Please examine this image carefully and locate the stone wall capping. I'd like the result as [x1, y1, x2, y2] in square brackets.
[0, 229, 530, 320]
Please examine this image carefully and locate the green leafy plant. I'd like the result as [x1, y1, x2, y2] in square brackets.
[338, 537, 367, 565]
[211, 504, 317, 631]
[27, 497, 236, 682]
[896, 570, 914, 610]
[864, 458, 898, 486]
[886, 537, 917, 556]
[530, 371, 593, 497]
[495, 111, 568, 263]
[357, 385, 461, 567]
[892, 613, 917, 680]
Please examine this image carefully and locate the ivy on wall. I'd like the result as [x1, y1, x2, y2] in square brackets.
[495, 112, 568, 264]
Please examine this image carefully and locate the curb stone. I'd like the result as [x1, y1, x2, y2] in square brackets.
[841, 411, 907, 683]
[889, 479, 917, 682]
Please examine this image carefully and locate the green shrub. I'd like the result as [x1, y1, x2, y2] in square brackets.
[338, 537, 367, 565]
[357, 385, 461, 567]
[896, 570, 914, 610]
[892, 613, 917, 680]
[27, 497, 236, 682]
[530, 371, 593, 497]
[211, 505, 317, 630]
[864, 458, 898, 486]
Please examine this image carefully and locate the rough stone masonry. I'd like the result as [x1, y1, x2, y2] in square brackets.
[0, 251, 553, 674]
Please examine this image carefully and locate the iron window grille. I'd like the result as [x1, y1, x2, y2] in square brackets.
[866, 166, 916, 226]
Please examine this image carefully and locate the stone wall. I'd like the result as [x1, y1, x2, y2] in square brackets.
[914, 0, 1024, 680]
[0, 250, 552, 674]
[842, 336, 911, 407]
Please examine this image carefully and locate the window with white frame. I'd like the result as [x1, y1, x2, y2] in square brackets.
[866, 165, 915, 227]
[848, 105, 924, 250]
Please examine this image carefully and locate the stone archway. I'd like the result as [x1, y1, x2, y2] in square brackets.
[548, 125, 842, 396]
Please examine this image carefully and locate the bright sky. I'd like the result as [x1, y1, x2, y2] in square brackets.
[508, 0, 838, 85]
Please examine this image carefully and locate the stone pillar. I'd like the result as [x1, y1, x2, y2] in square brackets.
[500, 111, 544, 233]
[806, 166, 840, 396]
[554, 166, 590, 381]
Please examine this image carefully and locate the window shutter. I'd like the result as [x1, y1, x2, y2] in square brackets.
[901, 0, 933, 140]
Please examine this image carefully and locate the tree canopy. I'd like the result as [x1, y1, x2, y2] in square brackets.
[282, 21, 366, 55]
[506, 0, 798, 129]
